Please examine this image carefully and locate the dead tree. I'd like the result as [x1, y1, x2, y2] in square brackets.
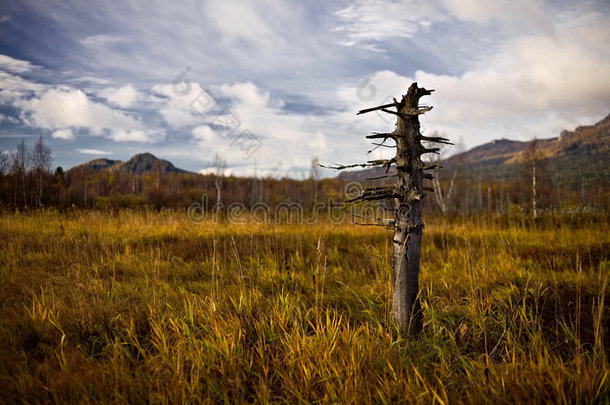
[310, 157, 320, 206]
[428, 137, 457, 217]
[212, 152, 226, 207]
[324, 82, 449, 335]
[432, 169, 457, 216]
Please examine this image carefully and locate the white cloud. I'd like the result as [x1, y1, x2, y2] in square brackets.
[416, 22, 610, 124]
[70, 76, 111, 85]
[100, 84, 138, 108]
[203, 0, 288, 50]
[0, 54, 36, 74]
[19, 88, 139, 129]
[80, 34, 124, 47]
[333, 0, 445, 49]
[215, 82, 279, 109]
[0, 55, 46, 107]
[1, 56, 148, 141]
[77, 149, 111, 155]
[192, 125, 216, 142]
[332, 0, 557, 52]
[151, 82, 215, 128]
[0, 71, 44, 104]
[52, 129, 74, 140]
[109, 129, 151, 142]
[198, 167, 234, 176]
[308, 131, 327, 152]
[186, 81, 335, 176]
[16, 87, 159, 142]
[443, 0, 552, 33]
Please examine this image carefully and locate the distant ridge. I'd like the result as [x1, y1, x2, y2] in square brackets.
[83, 158, 122, 171]
[68, 153, 192, 176]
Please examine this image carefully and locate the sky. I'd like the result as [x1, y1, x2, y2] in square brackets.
[0, 0, 609, 178]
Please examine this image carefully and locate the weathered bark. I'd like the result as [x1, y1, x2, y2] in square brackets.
[390, 83, 432, 335]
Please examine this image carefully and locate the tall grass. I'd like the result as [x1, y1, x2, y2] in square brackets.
[0, 209, 607, 403]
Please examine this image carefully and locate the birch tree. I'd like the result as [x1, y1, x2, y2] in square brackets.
[31, 136, 53, 207]
[310, 157, 320, 206]
[521, 138, 549, 218]
[0, 149, 9, 174]
[212, 153, 226, 207]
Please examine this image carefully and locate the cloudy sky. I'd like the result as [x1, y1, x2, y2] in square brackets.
[1, 0, 609, 177]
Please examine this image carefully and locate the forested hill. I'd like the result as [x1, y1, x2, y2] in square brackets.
[67, 153, 190, 177]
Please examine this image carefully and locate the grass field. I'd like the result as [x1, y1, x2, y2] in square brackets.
[0, 209, 608, 404]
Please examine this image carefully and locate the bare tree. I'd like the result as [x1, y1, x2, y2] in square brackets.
[31, 136, 53, 207]
[530, 139, 539, 218]
[521, 138, 548, 218]
[426, 134, 457, 217]
[324, 83, 447, 336]
[0, 149, 9, 174]
[477, 172, 483, 212]
[11, 138, 30, 206]
[212, 153, 226, 206]
[432, 168, 457, 216]
[0, 148, 9, 207]
[309, 157, 320, 205]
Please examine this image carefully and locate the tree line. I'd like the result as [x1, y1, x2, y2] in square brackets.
[0, 138, 345, 211]
[0, 137, 606, 217]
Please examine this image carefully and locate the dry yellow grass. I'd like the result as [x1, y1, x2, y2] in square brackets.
[0, 209, 608, 403]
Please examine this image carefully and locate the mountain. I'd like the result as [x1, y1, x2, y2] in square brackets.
[110, 153, 188, 175]
[68, 153, 191, 176]
[339, 113, 610, 189]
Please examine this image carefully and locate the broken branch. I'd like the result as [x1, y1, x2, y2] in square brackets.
[346, 186, 398, 203]
[319, 158, 394, 171]
[357, 103, 397, 115]
[367, 132, 396, 138]
[419, 135, 454, 145]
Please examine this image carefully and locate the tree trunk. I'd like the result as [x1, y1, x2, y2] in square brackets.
[38, 171, 43, 207]
[22, 170, 27, 207]
[391, 83, 432, 335]
[215, 178, 222, 206]
[532, 160, 538, 218]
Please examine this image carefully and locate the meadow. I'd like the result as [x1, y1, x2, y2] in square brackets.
[0, 209, 607, 404]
